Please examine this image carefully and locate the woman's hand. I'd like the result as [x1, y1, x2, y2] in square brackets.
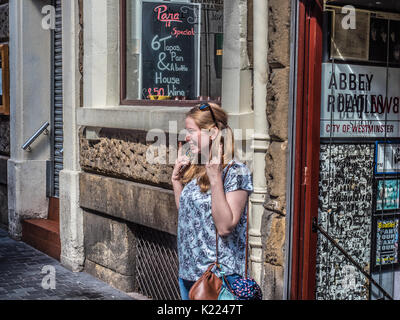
[171, 142, 190, 183]
[206, 143, 223, 185]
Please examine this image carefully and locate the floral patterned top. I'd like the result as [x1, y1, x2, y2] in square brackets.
[177, 159, 254, 281]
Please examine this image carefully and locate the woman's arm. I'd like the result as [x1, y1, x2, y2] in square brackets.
[172, 180, 184, 210]
[210, 178, 248, 237]
[206, 144, 249, 236]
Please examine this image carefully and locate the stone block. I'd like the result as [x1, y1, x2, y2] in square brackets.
[83, 210, 137, 276]
[7, 159, 48, 239]
[79, 172, 178, 236]
[267, 67, 289, 141]
[84, 259, 136, 293]
[262, 263, 284, 300]
[268, 0, 291, 68]
[262, 211, 286, 267]
[266, 141, 288, 200]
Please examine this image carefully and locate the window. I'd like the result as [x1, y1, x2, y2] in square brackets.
[120, 0, 224, 105]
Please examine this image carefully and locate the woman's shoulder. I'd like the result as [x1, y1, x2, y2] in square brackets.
[224, 159, 252, 177]
[223, 159, 253, 193]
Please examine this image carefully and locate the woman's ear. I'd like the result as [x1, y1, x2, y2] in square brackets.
[209, 127, 219, 141]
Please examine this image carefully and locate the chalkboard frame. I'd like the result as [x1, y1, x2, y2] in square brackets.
[140, 0, 201, 101]
[120, 0, 215, 107]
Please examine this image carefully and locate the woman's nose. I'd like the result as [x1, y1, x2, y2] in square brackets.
[185, 134, 191, 142]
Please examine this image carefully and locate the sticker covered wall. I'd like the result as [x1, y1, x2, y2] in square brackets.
[316, 144, 375, 300]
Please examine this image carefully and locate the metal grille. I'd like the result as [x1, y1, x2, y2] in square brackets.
[134, 224, 181, 300]
[52, 0, 64, 198]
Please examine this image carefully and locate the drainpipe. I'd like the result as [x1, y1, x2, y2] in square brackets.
[249, 0, 269, 284]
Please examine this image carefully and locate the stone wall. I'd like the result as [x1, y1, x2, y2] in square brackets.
[261, 0, 291, 299]
[79, 171, 178, 236]
[83, 209, 138, 292]
[79, 127, 175, 190]
[79, 127, 179, 296]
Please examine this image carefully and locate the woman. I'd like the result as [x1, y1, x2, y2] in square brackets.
[171, 103, 254, 300]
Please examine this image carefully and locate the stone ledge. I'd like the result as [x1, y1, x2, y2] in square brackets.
[77, 106, 255, 133]
[79, 172, 178, 236]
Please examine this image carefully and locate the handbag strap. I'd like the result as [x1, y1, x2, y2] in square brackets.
[215, 160, 250, 278]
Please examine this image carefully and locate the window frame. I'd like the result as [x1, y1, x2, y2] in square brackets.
[119, 0, 221, 107]
[0, 44, 10, 115]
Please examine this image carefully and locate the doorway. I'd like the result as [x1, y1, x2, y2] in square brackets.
[290, 0, 400, 300]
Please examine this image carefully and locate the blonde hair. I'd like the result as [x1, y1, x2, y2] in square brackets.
[181, 103, 235, 193]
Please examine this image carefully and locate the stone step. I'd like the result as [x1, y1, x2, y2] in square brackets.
[48, 197, 59, 222]
[21, 219, 61, 261]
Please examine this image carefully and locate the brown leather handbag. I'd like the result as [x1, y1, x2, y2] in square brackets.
[188, 262, 222, 300]
[188, 162, 234, 300]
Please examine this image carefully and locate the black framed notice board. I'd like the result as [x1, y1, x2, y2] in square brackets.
[141, 1, 201, 100]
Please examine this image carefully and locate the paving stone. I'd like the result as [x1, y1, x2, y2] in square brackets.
[0, 232, 135, 300]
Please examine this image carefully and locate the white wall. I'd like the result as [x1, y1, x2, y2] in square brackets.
[8, 0, 52, 239]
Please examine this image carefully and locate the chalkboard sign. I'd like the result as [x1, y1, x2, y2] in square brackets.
[141, 1, 200, 100]
[372, 215, 400, 270]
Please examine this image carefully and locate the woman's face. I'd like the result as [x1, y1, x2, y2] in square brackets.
[185, 117, 213, 157]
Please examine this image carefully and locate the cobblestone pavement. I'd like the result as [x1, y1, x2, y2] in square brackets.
[0, 227, 135, 300]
